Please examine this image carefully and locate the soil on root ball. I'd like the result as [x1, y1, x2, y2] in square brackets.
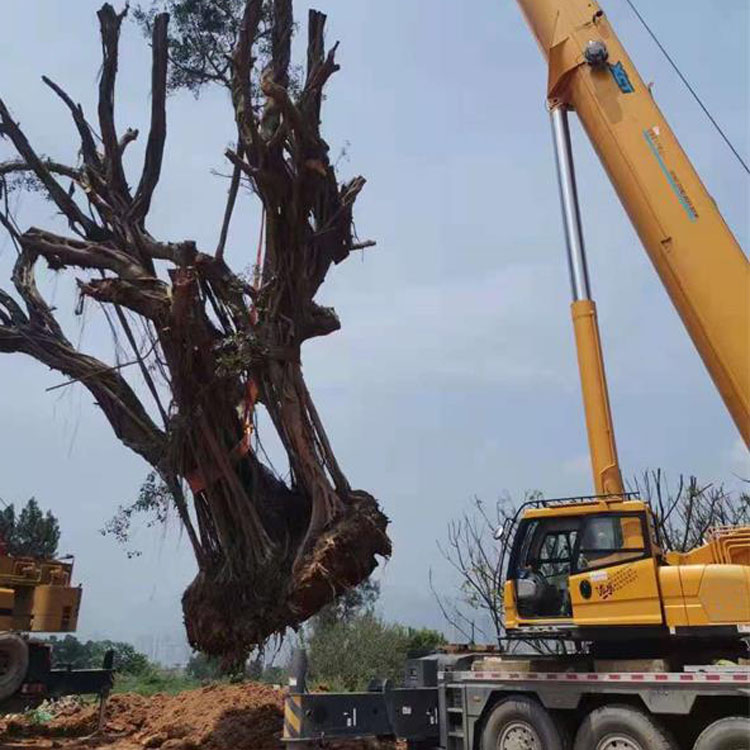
[183, 492, 390, 664]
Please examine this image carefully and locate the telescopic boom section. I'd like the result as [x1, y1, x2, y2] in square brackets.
[516, 0, 750, 448]
[550, 105, 624, 496]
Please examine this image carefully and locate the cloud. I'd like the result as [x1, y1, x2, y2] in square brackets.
[306, 259, 574, 391]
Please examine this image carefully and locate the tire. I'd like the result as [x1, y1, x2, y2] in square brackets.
[693, 717, 750, 750]
[0, 633, 29, 701]
[574, 705, 677, 750]
[481, 695, 569, 750]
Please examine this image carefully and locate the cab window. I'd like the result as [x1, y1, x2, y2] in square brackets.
[515, 517, 580, 619]
[575, 514, 646, 571]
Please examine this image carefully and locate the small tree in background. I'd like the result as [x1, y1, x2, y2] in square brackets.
[311, 577, 381, 631]
[0, 498, 61, 559]
[430, 495, 524, 646]
[304, 579, 445, 691]
[307, 614, 410, 691]
[634, 470, 750, 551]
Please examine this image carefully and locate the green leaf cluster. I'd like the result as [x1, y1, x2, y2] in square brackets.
[46, 635, 151, 675]
[0, 497, 60, 559]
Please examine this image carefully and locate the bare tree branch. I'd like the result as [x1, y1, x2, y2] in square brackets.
[119, 127, 140, 154]
[78, 276, 170, 320]
[96, 3, 131, 203]
[20, 227, 153, 280]
[0, 158, 80, 182]
[0, 99, 101, 237]
[231, 0, 265, 163]
[131, 12, 169, 222]
[41, 76, 102, 171]
[0, 251, 166, 466]
[215, 136, 243, 260]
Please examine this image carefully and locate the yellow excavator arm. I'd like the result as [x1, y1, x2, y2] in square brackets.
[514, 0, 750, 482]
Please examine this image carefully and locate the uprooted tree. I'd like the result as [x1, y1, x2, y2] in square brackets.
[0, 0, 390, 664]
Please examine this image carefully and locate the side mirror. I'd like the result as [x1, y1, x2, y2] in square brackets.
[494, 519, 511, 541]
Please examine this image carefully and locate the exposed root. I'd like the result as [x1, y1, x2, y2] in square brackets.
[183, 494, 390, 663]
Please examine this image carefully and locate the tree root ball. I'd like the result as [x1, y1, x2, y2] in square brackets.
[183, 493, 390, 663]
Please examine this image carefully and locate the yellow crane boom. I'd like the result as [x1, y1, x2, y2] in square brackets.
[514, 0, 750, 491]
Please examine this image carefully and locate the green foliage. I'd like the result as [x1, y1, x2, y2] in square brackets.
[405, 627, 446, 658]
[133, 0, 272, 96]
[185, 651, 224, 681]
[113, 666, 201, 696]
[23, 706, 54, 725]
[186, 648, 285, 685]
[312, 578, 381, 630]
[258, 665, 286, 685]
[48, 636, 187, 696]
[133, 0, 304, 105]
[307, 613, 411, 692]
[0, 498, 60, 559]
[101, 472, 172, 557]
[304, 579, 445, 692]
[47, 635, 151, 675]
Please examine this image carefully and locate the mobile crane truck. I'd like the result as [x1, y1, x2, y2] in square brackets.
[281, 0, 750, 748]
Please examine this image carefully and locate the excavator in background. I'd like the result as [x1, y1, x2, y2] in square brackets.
[281, 0, 750, 748]
[0, 544, 112, 709]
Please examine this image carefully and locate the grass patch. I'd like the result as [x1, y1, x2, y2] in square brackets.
[113, 667, 204, 696]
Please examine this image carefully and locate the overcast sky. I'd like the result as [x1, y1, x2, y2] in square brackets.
[0, 0, 748, 656]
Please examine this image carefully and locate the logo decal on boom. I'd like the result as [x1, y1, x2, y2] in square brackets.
[609, 62, 635, 93]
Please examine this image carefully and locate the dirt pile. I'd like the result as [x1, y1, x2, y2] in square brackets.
[0, 684, 401, 750]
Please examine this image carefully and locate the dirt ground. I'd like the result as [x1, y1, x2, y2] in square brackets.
[0, 684, 402, 750]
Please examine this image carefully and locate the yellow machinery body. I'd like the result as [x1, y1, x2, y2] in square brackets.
[500, 0, 750, 645]
[0, 552, 81, 633]
[503, 498, 750, 639]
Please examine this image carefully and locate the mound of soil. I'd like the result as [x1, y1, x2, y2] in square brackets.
[0, 683, 401, 750]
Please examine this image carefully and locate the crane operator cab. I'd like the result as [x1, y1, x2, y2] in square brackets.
[502, 495, 750, 648]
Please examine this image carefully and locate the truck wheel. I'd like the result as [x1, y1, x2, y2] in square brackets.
[481, 695, 568, 750]
[0, 634, 29, 702]
[574, 705, 677, 750]
[693, 717, 750, 750]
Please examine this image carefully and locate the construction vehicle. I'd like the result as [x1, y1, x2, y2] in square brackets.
[500, 494, 750, 656]
[281, 0, 750, 747]
[0, 545, 113, 709]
